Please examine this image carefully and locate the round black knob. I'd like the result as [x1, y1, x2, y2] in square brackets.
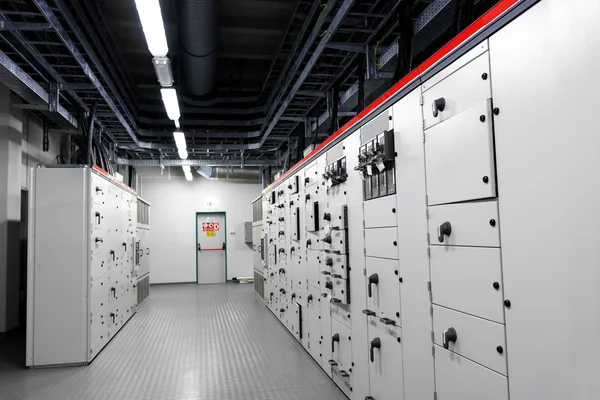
[399, 277, 403, 283]
[493, 282, 500, 290]
[497, 346, 504, 354]
[392, 208, 396, 213]
[480, 115, 486, 122]
[393, 241, 398, 246]
[504, 300, 511, 308]
[394, 270, 399, 276]
[397, 337, 401, 343]
[482, 73, 488, 80]
[396, 312, 400, 318]
[483, 176, 489, 184]
[493, 107, 500, 115]
[490, 219, 496, 227]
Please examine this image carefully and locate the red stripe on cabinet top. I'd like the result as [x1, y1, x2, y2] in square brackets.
[263, 0, 520, 193]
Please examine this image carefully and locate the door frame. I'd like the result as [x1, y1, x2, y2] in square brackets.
[195, 211, 228, 284]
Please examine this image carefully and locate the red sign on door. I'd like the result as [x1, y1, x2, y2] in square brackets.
[202, 222, 220, 231]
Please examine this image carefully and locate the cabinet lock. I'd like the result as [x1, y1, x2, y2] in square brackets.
[432, 97, 446, 117]
[442, 327, 458, 349]
[437, 221, 452, 243]
[370, 337, 381, 362]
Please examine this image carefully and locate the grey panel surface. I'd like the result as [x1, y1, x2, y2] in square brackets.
[0, 283, 346, 400]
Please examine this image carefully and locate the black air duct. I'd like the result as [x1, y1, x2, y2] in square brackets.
[178, 0, 218, 96]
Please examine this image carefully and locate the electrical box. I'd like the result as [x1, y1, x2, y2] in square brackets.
[244, 221, 253, 244]
[136, 197, 151, 307]
[26, 166, 138, 367]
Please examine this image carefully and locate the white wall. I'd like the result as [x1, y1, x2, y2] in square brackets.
[138, 167, 261, 284]
[0, 85, 62, 332]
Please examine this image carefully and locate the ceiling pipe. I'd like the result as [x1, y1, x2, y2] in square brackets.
[115, 158, 279, 167]
[196, 166, 261, 182]
[178, 0, 217, 96]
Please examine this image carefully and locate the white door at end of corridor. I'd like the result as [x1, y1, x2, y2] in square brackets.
[197, 213, 226, 284]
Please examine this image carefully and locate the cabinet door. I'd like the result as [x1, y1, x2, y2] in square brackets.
[368, 319, 404, 400]
[365, 227, 398, 259]
[433, 305, 507, 375]
[90, 278, 105, 317]
[425, 101, 496, 206]
[90, 312, 108, 360]
[307, 250, 321, 289]
[366, 257, 401, 323]
[435, 346, 508, 400]
[428, 200, 500, 247]
[331, 318, 352, 371]
[307, 303, 322, 344]
[430, 246, 504, 323]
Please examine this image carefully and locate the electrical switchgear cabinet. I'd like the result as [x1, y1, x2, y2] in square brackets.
[26, 166, 139, 367]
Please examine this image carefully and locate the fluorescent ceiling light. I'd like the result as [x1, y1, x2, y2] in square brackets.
[182, 166, 191, 173]
[174, 120, 180, 129]
[134, 0, 169, 57]
[173, 131, 186, 149]
[152, 57, 174, 87]
[161, 88, 180, 121]
[185, 173, 193, 181]
[178, 148, 188, 160]
[183, 166, 193, 181]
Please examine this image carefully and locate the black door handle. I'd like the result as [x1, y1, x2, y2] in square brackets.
[95, 212, 101, 225]
[323, 235, 332, 244]
[222, 242, 226, 250]
[95, 237, 103, 243]
[442, 327, 458, 349]
[110, 313, 116, 324]
[323, 212, 331, 221]
[362, 309, 376, 316]
[122, 242, 127, 251]
[437, 221, 452, 243]
[306, 239, 312, 248]
[368, 273, 379, 298]
[325, 281, 333, 290]
[110, 250, 115, 261]
[332, 333, 340, 353]
[370, 337, 381, 362]
[432, 97, 446, 117]
[307, 294, 313, 303]
[325, 257, 333, 266]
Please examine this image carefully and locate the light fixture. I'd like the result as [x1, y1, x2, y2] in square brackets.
[178, 148, 188, 160]
[152, 57, 174, 87]
[161, 88, 180, 120]
[182, 166, 193, 181]
[133, 0, 169, 57]
[174, 119, 180, 129]
[173, 131, 188, 160]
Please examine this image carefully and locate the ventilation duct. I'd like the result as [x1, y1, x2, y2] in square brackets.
[196, 167, 261, 182]
[178, 0, 218, 96]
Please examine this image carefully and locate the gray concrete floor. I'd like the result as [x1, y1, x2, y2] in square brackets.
[0, 283, 346, 400]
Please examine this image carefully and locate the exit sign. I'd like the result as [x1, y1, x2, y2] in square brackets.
[207, 201, 213, 207]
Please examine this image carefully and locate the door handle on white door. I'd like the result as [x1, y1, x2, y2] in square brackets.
[437, 221, 452, 243]
[442, 327, 458, 349]
[432, 97, 446, 117]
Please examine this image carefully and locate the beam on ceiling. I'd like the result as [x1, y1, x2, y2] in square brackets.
[115, 158, 280, 166]
[260, 0, 357, 147]
[0, 21, 52, 31]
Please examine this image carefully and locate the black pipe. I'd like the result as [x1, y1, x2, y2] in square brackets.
[329, 85, 340, 136]
[393, 0, 414, 83]
[357, 54, 365, 112]
[86, 103, 97, 166]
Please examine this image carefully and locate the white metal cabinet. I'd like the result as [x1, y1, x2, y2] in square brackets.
[331, 302, 351, 329]
[435, 346, 508, 400]
[90, 313, 107, 358]
[433, 305, 507, 375]
[367, 318, 404, 400]
[364, 195, 398, 228]
[306, 284, 322, 310]
[428, 200, 500, 247]
[366, 257, 401, 322]
[304, 163, 318, 187]
[365, 227, 399, 259]
[422, 44, 491, 129]
[430, 246, 504, 323]
[331, 318, 352, 371]
[309, 340, 323, 364]
[425, 101, 496, 206]
[90, 278, 105, 317]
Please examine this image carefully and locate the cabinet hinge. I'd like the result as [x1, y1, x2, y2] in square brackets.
[430, 305, 434, 317]
[425, 195, 428, 206]
[431, 331, 434, 341]
[426, 233, 430, 244]
[432, 346, 435, 357]
[420, 96, 424, 106]
[363, 268, 367, 276]
[427, 247, 431, 258]
[426, 208, 429, 219]
[427, 280, 432, 292]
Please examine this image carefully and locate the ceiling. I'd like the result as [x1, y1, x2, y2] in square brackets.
[0, 0, 501, 167]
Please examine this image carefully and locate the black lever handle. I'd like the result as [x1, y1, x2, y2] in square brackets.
[380, 317, 396, 325]
[321, 271, 331, 275]
[366, 397, 375, 400]
[323, 235, 332, 244]
[325, 258, 333, 266]
[305, 177, 310, 184]
[368, 273, 379, 298]
[122, 242, 127, 251]
[306, 239, 312, 247]
[279, 268, 285, 274]
[308, 294, 313, 303]
[95, 186, 103, 193]
[332, 274, 342, 279]
[323, 212, 331, 221]
[279, 288, 286, 294]
[305, 194, 311, 201]
[339, 370, 350, 378]
[291, 293, 296, 300]
[325, 281, 333, 290]
[437, 221, 452, 243]
[362, 309, 376, 316]
[442, 327, 458, 349]
[95, 237, 103, 243]
[110, 313, 116, 323]
[432, 97, 446, 117]
[332, 333, 340, 352]
[280, 308, 285, 313]
[95, 212, 101, 224]
[270, 292, 273, 300]
[110, 250, 115, 260]
[370, 337, 381, 362]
